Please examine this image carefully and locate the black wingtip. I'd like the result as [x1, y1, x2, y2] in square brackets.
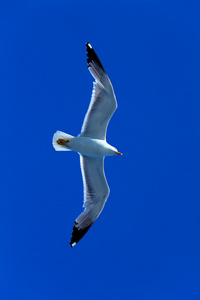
[69, 221, 93, 247]
[85, 42, 106, 73]
[86, 42, 91, 48]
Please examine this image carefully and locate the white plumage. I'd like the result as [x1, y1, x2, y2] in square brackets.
[52, 42, 122, 247]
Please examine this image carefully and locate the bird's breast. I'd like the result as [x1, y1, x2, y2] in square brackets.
[69, 137, 114, 157]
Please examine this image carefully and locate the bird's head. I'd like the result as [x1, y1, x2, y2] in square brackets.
[113, 146, 122, 156]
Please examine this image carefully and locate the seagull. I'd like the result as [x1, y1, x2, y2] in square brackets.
[53, 42, 122, 247]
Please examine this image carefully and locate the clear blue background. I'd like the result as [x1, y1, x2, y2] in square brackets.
[1, 1, 200, 299]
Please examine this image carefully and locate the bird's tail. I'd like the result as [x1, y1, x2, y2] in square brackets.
[52, 130, 74, 151]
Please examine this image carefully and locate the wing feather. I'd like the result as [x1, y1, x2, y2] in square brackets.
[69, 155, 109, 247]
[79, 43, 117, 140]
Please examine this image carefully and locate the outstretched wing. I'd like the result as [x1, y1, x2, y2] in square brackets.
[79, 43, 117, 140]
[69, 155, 110, 247]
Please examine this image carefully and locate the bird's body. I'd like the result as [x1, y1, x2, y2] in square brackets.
[53, 42, 121, 247]
[55, 136, 118, 157]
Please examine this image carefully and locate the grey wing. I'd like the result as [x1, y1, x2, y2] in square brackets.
[79, 43, 117, 140]
[69, 155, 110, 247]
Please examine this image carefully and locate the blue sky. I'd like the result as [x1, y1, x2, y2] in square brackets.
[0, 0, 200, 299]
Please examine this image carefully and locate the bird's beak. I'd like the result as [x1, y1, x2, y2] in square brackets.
[116, 151, 122, 155]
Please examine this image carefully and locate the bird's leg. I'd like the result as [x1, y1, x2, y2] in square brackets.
[57, 139, 70, 146]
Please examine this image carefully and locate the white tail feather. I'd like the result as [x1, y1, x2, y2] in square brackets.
[52, 130, 74, 151]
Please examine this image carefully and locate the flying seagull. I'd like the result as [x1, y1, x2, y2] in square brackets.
[53, 42, 122, 247]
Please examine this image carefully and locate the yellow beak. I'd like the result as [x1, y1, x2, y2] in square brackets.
[116, 151, 122, 155]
